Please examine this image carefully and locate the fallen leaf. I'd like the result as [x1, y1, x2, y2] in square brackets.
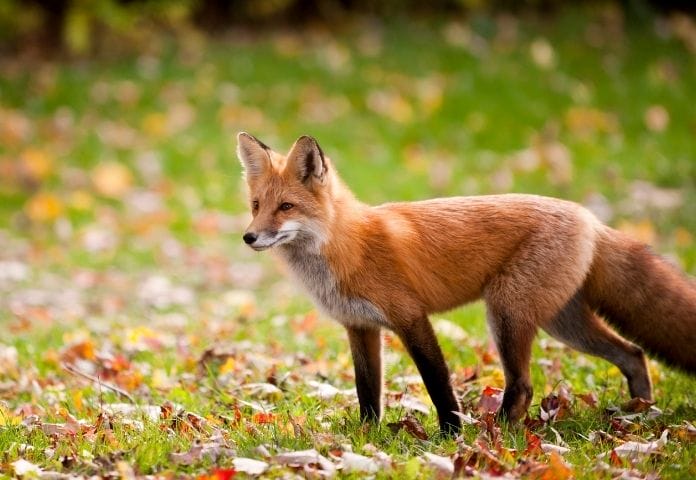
[422, 452, 454, 476]
[398, 394, 430, 414]
[232, 458, 269, 475]
[198, 468, 236, 480]
[387, 414, 429, 440]
[478, 386, 503, 414]
[273, 449, 336, 476]
[524, 429, 544, 456]
[577, 392, 598, 408]
[539, 451, 573, 480]
[541, 443, 571, 455]
[621, 397, 654, 413]
[338, 452, 380, 473]
[11, 459, 42, 476]
[251, 412, 277, 425]
[171, 444, 235, 465]
[673, 421, 696, 442]
[602, 429, 669, 459]
[307, 380, 354, 400]
[242, 382, 283, 401]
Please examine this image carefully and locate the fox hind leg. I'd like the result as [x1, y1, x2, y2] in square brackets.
[485, 308, 537, 421]
[543, 291, 652, 400]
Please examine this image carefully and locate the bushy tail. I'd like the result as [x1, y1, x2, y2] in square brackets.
[585, 227, 696, 373]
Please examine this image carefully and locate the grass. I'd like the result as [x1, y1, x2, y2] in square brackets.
[1, 6, 695, 479]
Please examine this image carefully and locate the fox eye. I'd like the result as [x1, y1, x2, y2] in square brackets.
[279, 202, 294, 211]
[252, 200, 259, 211]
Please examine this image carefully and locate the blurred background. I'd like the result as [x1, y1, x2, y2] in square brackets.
[0, 0, 694, 319]
[0, 3, 695, 473]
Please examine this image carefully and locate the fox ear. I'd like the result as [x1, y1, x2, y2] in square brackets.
[237, 132, 271, 181]
[286, 135, 326, 186]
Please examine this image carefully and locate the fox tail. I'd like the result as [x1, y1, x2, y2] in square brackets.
[585, 228, 696, 373]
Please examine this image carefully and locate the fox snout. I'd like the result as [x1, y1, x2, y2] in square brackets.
[242, 232, 257, 245]
[242, 226, 299, 251]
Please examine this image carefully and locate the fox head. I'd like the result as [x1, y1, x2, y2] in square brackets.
[237, 132, 336, 251]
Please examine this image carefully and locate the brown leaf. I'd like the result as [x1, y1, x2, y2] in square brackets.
[621, 397, 654, 413]
[273, 449, 336, 476]
[170, 443, 235, 465]
[577, 392, 598, 408]
[387, 414, 429, 440]
[422, 452, 454, 476]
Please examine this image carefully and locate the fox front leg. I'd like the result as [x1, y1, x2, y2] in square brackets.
[347, 326, 383, 422]
[397, 318, 462, 435]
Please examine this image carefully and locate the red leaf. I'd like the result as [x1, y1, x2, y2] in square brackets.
[212, 468, 236, 480]
[609, 449, 623, 467]
[198, 469, 236, 480]
[252, 412, 277, 424]
[524, 429, 543, 456]
[478, 386, 503, 414]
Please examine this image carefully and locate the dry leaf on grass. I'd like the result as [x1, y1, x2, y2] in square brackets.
[232, 457, 269, 475]
[337, 452, 381, 474]
[387, 414, 429, 440]
[273, 449, 336, 477]
[422, 452, 454, 476]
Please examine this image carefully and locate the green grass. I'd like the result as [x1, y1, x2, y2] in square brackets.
[1, 6, 695, 479]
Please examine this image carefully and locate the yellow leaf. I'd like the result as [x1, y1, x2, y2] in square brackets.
[91, 162, 133, 198]
[25, 192, 63, 222]
[219, 357, 235, 375]
[72, 390, 84, 414]
[21, 148, 53, 181]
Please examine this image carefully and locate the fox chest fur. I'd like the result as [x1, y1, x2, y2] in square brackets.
[279, 243, 387, 328]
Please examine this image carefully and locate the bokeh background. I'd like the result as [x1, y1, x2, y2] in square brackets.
[1, 1, 695, 477]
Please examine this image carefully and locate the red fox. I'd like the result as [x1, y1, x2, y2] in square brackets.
[237, 132, 696, 434]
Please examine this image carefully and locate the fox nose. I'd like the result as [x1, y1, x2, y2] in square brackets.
[243, 232, 257, 245]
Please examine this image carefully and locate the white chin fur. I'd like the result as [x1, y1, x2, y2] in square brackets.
[251, 230, 297, 251]
[250, 220, 325, 251]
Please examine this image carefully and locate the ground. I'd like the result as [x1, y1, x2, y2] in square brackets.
[1, 7, 695, 479]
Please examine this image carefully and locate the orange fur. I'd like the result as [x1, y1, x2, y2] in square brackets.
[238, 133, 696, 432]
